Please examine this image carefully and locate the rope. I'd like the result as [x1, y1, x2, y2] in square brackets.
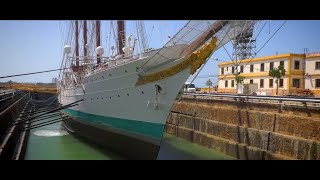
[0, 67, 72, 79]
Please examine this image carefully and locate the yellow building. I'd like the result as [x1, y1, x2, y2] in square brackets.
[218, 53, 307, 95]
[305, 52, 320, 96]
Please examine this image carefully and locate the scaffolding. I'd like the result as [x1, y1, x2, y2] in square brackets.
[232, 22, 256, 63]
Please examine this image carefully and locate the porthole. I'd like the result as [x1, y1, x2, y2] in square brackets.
[127, 93, 129, 96]
[141, 91, 144, 94]
[109, 74, 112, 76]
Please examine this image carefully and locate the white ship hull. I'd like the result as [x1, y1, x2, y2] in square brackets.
[59, 45, 192, 159]
[57, 20, 253, 159]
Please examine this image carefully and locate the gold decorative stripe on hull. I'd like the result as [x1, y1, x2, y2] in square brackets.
[135, 37, 217, 86]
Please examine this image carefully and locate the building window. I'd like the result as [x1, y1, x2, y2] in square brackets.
[270, 62, 274, 70]
[279, 79, 284, 88]
[221, 67, 224, 75]
[280, 61, 284, 67]
[294, 60, 300, 70]
[231, 80, 234, 87]
[225, 80, 228, 88]
[260, 79, 264, 88]
[240, 65, 244, 73]
[260, 63, 264, 72]
[250, 64, 254, 72]
[232, 66, 234, 74]
[269, 79, 273, 88]
[316, 62, 320, 69]
[250, 79, 253, 84]
[316, 79, 320, 87]
[293, 79, 300, 88]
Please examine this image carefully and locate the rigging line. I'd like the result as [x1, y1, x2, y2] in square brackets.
[142, 21, 149, 50]
[221, 21, 261, 72]
[179, 21, 202, 41]
[14, 99, 83, 126]
[111, 21, 119, 54]
[223, 21, 253, 67]
[175, 22, 234, 103]
[146, 25, 154, 50]
[136, 21, 143, 54]
[269, 20, 271, 34]
[188, 77, 219, 79]
[255, 20, 268, 42]
[192, 21, 248, 86]
[210, 20, 287, 88]
[88, 21, 94, 58]
[58, 22, 64, 66]
[0, 67, 73, 79]
[189, 74, 220, 78]
[156, 25, 165, 45]
[222, 43, 234, 62]
[210, 69, 240, 88]
[64, 21, 74, 69]
[187, 24, 233, 86]
[58, 21, 72, 80]
[104, 21, 107, 56]
[242, 20, 287, 69]
[236, 21, 262, 66]
[61, 25, 72, 73]
[232, 21, 255, 67]
[139, 21, 147, 51]
[139, 20, 198, 69]
[107, 21, 112, 56]
[58, 22, 63, 79]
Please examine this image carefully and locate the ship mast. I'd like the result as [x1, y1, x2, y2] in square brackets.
[117, 20, 125, 55]
[96, 20, 101, 64]
[75, 20, 79, 67]
[83, 20, 87, 57]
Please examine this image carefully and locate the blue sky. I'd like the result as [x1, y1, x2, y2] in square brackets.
[1, 20, 320, 87]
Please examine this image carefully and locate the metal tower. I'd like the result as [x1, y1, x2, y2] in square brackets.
[231, 21, 257, 94]
[232, 22, 256, 63]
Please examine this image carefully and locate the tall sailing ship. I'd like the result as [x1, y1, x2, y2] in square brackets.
[58, 20, 254, 159]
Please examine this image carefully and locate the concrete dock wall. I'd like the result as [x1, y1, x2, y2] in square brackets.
[166, 96, 320, 160]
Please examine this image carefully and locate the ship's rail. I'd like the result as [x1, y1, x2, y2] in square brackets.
[67, 53, 144, 76]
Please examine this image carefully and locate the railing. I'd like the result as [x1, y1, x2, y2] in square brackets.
[81, 54, 142, 75]
[184, 92, 320, 103]
[0, 89, 15, 95]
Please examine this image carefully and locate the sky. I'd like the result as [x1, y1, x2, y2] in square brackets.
[1, 20, 320, 87]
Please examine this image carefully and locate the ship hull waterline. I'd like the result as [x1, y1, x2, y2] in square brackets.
[62, 112, 162, 160]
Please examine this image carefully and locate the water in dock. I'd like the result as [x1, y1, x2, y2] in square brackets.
[24, 122, 234, 160]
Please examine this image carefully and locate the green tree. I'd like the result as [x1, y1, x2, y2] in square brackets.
[206, 79, 213, 93]
[234, 73, 245, 94]
[235, 75, 245, 84]
[269, 65, 286, 95]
